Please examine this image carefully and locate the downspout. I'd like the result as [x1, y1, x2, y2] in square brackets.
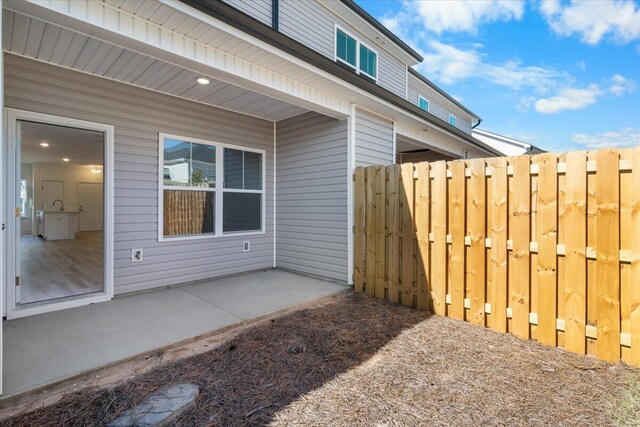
[472, 117, 482, 129]
[272, 0, 279, 31]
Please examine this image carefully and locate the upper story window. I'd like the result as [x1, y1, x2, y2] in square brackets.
[449, 114, 457, 127]
[418, 96, 429, 112]
[335, 26, 378, 81]
[359, 44, 377, 80]
[336, 28, 357, 69]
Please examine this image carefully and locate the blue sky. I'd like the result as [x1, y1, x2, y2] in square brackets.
[355, 0, 640, 152]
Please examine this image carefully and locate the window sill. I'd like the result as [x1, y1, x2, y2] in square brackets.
[159, 229, 266, 242]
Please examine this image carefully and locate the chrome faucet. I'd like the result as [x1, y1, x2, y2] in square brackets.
[52, 199, 64, 211]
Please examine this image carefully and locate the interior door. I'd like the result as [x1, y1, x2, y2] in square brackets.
[78, 182, 103, 231]
[42, 180, 63, 210]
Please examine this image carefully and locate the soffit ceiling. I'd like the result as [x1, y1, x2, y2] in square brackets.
[2, 9, 310, 122]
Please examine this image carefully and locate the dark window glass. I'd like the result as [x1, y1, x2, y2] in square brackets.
[336, 29, 356, 68]
[224, 149, 262, 190]
[224, 148, 244, 189]
[359, 45, 377, 78]
[223, 193, 261, 232]
[244, 151, 262, 190]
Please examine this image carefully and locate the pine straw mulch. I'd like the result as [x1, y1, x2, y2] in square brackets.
[3, 293, 638, 426]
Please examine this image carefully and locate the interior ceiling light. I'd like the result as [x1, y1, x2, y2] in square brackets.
[63, 157, 70, 162]
[197, 77, 210, 85]
[40, 142, 49, 147]
[91, 166, 103, 174]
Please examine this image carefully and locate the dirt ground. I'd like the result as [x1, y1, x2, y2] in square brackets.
[3, 293, 638, 426]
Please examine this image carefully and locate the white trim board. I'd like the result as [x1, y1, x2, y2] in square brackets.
[4, 108, 115, 319]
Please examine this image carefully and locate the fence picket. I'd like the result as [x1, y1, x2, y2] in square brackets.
[431, 162, 448, 315]
[415, 162, 431, 310]
[536, 153, 558, 346]
[509, 156, 531, 339]
[375, 166, 387, 299]
[401, 163, 415, 306]
[449, 160, 466, 320]
[632, 147, 640, 364]
[365, 166, 376, 296]
[596, 150, 621, 361]
[387, 165, 401, 304]
[354, 167, 366, 292]
[488, 158, 508, 332]
[564, 151, 587, 354]
[467, 159, 486, 325]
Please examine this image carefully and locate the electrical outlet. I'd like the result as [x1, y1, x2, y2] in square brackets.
[131, 248, 143, 262]
[243, 241, 250, 252]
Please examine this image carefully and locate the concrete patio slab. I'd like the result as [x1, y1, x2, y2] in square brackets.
[2, 269, 348, 398]
[181, 269, 345, 319]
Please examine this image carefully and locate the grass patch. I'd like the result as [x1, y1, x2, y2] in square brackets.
[608, 373, 640, 427]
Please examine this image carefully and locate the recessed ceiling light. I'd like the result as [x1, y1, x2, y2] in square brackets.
[63, 158, 70, 162]
[196, 77, 210, 85]
[40, 142, 49, 147]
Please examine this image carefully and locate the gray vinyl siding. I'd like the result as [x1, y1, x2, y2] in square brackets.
[221, 0, 272, 27]
[5, 54, 274, 294]
[355, 109, 394, 167]
[408, 81, 473, 134]
[276, 112, 348, 282]
[279, 0, 407, 98]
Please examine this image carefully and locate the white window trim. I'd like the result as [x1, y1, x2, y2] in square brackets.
[418, 95, 430, 113]
[334, 24, 379, 83]
[158, 133, 266, 242]
[449, 114, 457, 127]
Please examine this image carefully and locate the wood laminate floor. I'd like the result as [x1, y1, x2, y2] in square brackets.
[19, 231, 103, 304]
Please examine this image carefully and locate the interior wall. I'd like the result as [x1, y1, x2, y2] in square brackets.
[33, 163, 103, 212]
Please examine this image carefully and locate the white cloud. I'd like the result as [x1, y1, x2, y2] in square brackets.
[418, 40, 569, 92]
[533, 74, 635, 114]
[576, 60, 586, 70]
[535, 84, 603, 113]
[540, 0, 640, 44]
[409, 0, 525, 34]
[608, 74, 636, 96]
[572, 127, 640, 149]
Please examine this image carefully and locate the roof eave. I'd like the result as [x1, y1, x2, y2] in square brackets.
[408, 68, 481, 121]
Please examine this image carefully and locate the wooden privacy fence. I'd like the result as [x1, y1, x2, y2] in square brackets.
[353, 148, 640, 365]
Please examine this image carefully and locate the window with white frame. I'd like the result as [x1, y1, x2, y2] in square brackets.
[449, 114, 457, 127]
[19, 179, 28, 218]
[418, 95, 429, 112]
[335, 26, 378, 81]
[159, 135, 265, 239]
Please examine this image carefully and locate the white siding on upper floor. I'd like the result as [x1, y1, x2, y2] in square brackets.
[279, 0, 407, 98]
[276, 112, 348, 282]
[408, 77, 474, 135]
[4, 54, 275, 294]
[221, 0, 272, 27]
[355, 109, 394, 166]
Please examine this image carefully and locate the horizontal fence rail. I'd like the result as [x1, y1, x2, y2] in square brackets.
[353, 148, 640, 365]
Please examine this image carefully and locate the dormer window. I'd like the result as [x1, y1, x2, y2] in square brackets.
[449, 114, 457, 127]
[418, 95, 429, 112]
[335, 26, 378, 81]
